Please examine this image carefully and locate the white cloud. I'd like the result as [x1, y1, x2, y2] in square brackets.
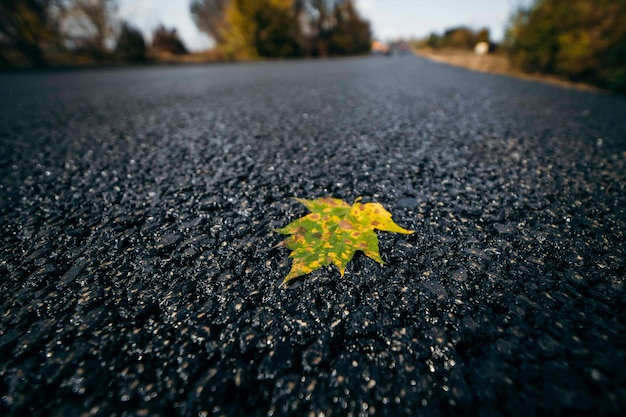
[354, 0, 512, 42]
[356, 0, 376, 16]
[118, 0, 213, 51]
[118, 0, 154, 17]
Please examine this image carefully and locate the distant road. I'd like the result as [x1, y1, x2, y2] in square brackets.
[414, 48, 602, 92]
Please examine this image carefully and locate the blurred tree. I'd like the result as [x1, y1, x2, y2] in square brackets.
[254, 0, 301, 57]
[214, 0, 300, 59]
[152, 25, 188, 55]
[426, 32, 441, 49]
[190, 0, 228, 45]
[0, 0, 65, 66]
[442, 27, 477, 50]
[190, 0, 370, 59]
[505, 0, 626, 91]
[327, 0, 370, 56]
[62, 0, 118, 59]
[475, 28, 490, 44]
[302, 0, 335, 57]
[218, 0, 257, 59]
[295, 0, 371, 57]
[420, 27, 488, 51]
[115, 21, 146, 62]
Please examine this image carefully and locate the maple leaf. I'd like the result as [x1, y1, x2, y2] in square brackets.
[275, 197, 413, 284]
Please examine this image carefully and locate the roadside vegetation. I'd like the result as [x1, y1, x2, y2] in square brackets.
[190, 0, 371, 60]
[0, 0, 371, 68]
[418, 26, 491, 51]
[413, 0, 626, 93]
[0, 0, 192, 67]
[505, 0, 626, 93]
[2, 0, 623, 94]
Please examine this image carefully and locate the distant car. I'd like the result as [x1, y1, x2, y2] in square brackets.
[371, 41, 391, 56]
[474, 41, 498, 55]
[390, 41, 410, 55]
[474, 42, 489, 55]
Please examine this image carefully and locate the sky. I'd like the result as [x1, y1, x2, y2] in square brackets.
[118, 0, 528, 52]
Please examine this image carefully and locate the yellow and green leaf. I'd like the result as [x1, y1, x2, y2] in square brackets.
[275, 197, 413, 284]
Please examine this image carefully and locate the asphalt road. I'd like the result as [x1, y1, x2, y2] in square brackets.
[1, 56, 625, 417]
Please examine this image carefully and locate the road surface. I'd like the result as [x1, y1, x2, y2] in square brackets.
[1, 56, 625, 416]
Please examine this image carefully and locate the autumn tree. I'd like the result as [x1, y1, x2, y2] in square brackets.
[0, 0, 65, 66]
[298, 0, 334, 56]
[475, 28, 490, 44]
[115, 21, 146, 62]
[420, 27, 489, 51]
[190, 0, 371, 59]
[505, 0, 626, 92]
[152, 25, 188, 55]
[62, 0, 118, 59]
[327, 0, 370, 56]
[190, 0, 228, 45]
[443, 27, 484, 50]
[213, 0, 299, 59]
[425, 32, 441, 49]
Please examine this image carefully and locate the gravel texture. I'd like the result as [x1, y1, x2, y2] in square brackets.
[1, 56, 625, 417]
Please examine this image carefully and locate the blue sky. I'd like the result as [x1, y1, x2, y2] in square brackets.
[119, 0, 528, 51]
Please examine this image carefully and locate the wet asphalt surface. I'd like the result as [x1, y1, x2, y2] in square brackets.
[1, 55, 625, 417]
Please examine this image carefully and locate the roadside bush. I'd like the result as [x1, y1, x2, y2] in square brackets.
[422, 27, 490, 51]
[115, 22, 147, 62]
[190, 0, 371, 59]
[152, 25, 188, 55]
[505, 0, 626, 92]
